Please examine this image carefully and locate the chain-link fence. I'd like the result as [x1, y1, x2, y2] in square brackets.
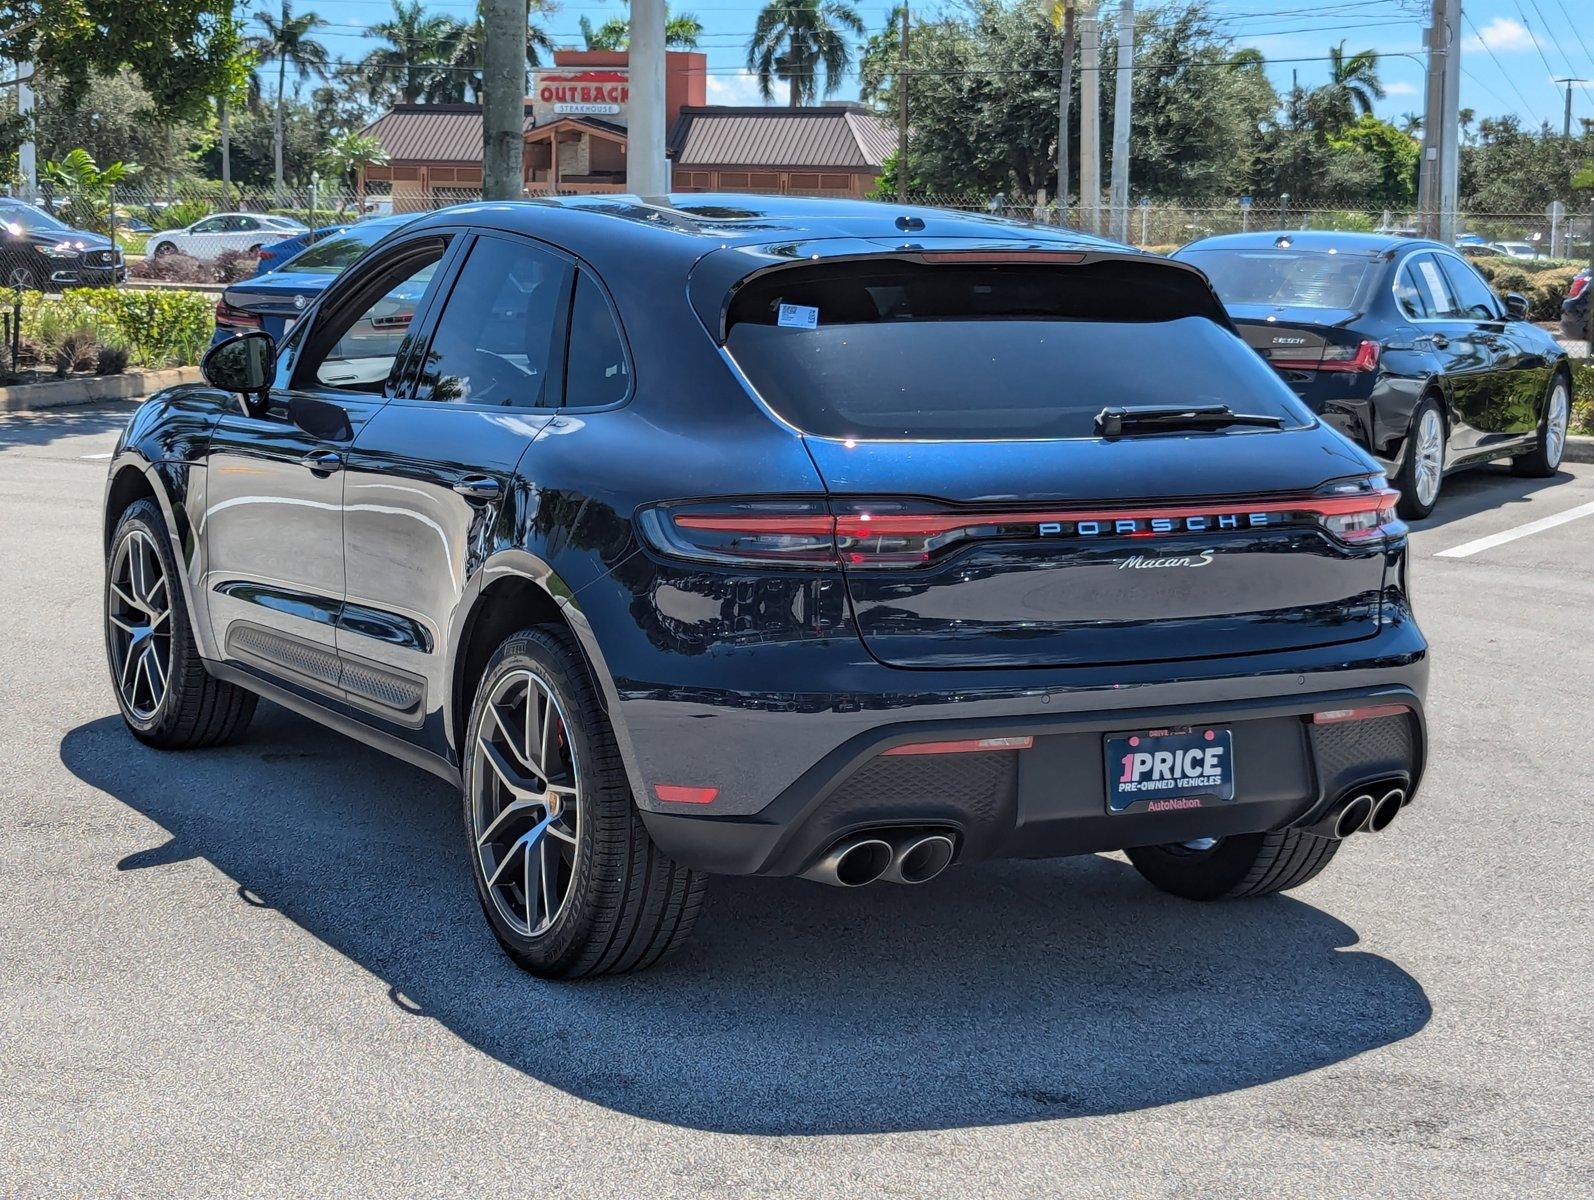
[6, 180, 1592, 273]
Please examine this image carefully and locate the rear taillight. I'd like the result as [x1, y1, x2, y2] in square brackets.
[1570, 274, 1589, 299]
[1307, 483, 1404, 545]
[641, 486, 1406, 571]
[640, 500, 838, 568]
[1273, 339, 1380, 373]
[214, 298, 262, 331]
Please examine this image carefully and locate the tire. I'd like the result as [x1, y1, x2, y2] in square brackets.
[1394, 396, 1445, 520]
[1126, 829, 1341, 901]
[1512, 371, 1571, 478]
[105, 499, 257, 749]
[151, 241, 176, 259]
[462, 626, 707, 978]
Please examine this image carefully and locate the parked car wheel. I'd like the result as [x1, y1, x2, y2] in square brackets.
[105, 499, 257, 748]
[1395, 398, 1445, 519]
[462, 626, 707, 978]
[151, 240, 176, 259]
[1126, 829, 1341, 900]
[1512, 371, 1571, 478]
[6, 264, 41, 291]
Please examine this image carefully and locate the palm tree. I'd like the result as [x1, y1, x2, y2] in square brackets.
[320, 131, 389, 212]
[362, 0, 464, 105]
[581, 5, 704, 50]
[251, 2, 330, 201]
[1398, 112, 1423, 136]
[450, 1, 556, 103]
[747, 0, 865, 107]
[1311, 40, 1385, 132]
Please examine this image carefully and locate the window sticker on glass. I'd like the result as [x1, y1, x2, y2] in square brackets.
[1417, 259, 1454, 315]
[778, 303, 819, 329]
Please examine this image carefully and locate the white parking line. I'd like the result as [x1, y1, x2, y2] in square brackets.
[79, 452, 112, 460]
[1435, 500, 1594, 559]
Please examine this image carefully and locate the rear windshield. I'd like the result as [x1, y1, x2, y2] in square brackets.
[278, 225, 389, 275]
[1177, 248, 1376, 309]
[722, 259, 1307, 440]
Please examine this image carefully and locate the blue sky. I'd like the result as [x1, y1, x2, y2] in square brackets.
[250, 0, 1594, 130]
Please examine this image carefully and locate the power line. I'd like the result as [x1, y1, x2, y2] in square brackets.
[1461, 9, 1546, 125]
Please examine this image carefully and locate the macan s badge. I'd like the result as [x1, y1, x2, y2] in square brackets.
[1116, 550, 1216, 570]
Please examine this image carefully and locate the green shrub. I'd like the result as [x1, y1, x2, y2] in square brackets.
[1573, 362, 1594, 436]
[1522, 267, 1579, 321]
[23, 288, 214, 369]
[153, 199, 211, 231]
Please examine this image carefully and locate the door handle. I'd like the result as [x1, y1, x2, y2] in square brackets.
[1428, 334, 1449, 350]
[302, 449, 343, 475]
[452, 474, 502, 501]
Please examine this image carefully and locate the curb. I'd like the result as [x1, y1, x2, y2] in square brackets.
[1565, 434, 1594, 464]
[0, 366, 203, 414]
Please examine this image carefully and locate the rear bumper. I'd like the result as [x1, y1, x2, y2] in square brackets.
[640, 684, 1425, 876]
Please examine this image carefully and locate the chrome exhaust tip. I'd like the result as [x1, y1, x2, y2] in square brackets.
[1333, 794, 1376, 840]
[881, 832, 956, 885]
[800, 836, 894, 887]
[1367, 788, 1405, 833]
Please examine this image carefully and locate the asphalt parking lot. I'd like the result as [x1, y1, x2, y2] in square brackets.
[1, 403, 1590, 1198]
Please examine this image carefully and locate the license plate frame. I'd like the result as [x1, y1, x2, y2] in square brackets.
[1104, 726, 1235, 814]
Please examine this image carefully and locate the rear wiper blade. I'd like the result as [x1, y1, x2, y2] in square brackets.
[1095, 404, 1285, 437]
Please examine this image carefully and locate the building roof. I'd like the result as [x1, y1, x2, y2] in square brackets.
[362, 103, 537, 164]
[668, 106, 895, 171]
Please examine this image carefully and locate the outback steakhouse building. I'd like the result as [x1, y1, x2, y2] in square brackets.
[360, 49, 892, 205]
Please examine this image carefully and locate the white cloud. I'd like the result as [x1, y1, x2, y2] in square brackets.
[1385, 81, 1418, 96]
[1464, 17, 1539, 54]
[705, 71, 770, 107]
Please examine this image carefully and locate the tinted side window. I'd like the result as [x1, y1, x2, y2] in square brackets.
[1394, 261, 1433, 320]
[415, 238, 572, 407]
[564, 271, 630, 407]
[1409, 254, 1462, 319]
[1439, 256, 1501, 320]
[296, 240, 449, 393]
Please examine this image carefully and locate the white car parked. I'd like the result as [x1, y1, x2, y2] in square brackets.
[145, 213, 308, 262]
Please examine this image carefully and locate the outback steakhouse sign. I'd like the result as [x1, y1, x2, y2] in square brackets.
[535, 70, 629, 119]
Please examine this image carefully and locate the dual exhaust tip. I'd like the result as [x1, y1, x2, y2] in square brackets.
[1325, 785, 1407, 840]
[802, 830, 956, 888]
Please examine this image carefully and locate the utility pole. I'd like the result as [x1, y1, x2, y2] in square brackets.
[897, 5, 909, 202]
[1556, 79, 1587, 138]
[1108, 0, 1133, 242]
[1056, 0, 1076, 225]
[482, 0, 529, 200]
[1079, 6, 1100, 234]
[1417, 0, 1461, 241]
[1438, 0, 1460, 243]
[17, 63, 35, 200]
[627, 0, 668, 194]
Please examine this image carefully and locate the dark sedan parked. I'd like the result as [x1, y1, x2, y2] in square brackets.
[1175, 231, 1571, 517]
[213, 215, 414, 346]
[1, 197, 125, 290]
[105, 197, 1428, 977]
[1562, 269, 1589, 343]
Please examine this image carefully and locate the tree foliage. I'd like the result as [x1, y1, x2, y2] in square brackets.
[747, 0, 866, 107]
[0, 0, 245, 120]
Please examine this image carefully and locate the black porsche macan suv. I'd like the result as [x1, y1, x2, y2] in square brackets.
[103, 197, 1428, 977]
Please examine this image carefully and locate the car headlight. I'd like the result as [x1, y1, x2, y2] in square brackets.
[36, 242, 79, 258]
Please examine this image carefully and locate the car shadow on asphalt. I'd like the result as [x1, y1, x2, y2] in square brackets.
[1405, 463, 1574, 534]
[0, 400, 138, 453]
[62, 708, 1431, 1136]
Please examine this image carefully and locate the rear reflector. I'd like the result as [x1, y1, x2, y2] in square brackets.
[1312, 704, 1411, 725]
[655, 784, 719, 804]
[883, 736, 1034, 756]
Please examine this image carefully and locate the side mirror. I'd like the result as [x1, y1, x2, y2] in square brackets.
[202, 330, 276, 414]
[1504, 292, 1529, 320]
